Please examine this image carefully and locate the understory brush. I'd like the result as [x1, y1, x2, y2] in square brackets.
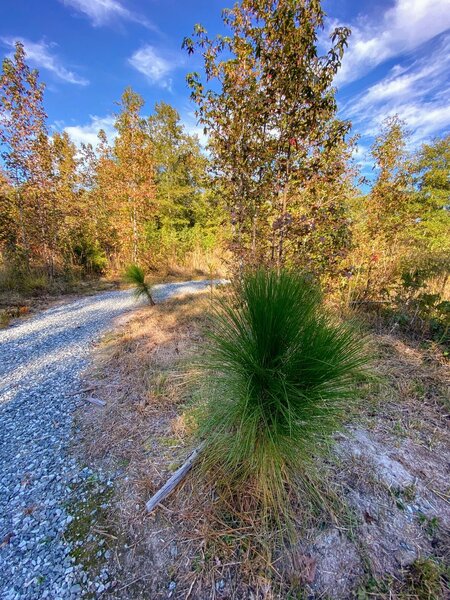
[0, 258, 120, 326]
[343, 252, 449, 350]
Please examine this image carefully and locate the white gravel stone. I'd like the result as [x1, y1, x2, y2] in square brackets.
[0, 281, 221, 599]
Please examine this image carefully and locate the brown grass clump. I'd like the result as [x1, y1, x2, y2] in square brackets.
[77, 291, 209, 476]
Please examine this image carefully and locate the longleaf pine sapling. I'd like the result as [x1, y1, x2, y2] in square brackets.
[124, 265, 155, 305]
[196, 268, 369, 525]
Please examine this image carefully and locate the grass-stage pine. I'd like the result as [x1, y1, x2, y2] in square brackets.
[197, 268, 369, 514]
[124, 265, 155, 305]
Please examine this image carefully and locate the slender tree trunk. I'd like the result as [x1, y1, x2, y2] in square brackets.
[15, 188, 29, 267]
[277, 148, 291, 272]
[131, 201, 138, 263]
[251, 206, 257, 260]
[277, 184, 288, 272]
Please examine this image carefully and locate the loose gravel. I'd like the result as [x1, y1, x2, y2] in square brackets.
[0, 281, 219, 599]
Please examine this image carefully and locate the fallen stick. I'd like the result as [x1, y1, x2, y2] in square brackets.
[146, 443, 205, 513]
[84, 396, 106, 407]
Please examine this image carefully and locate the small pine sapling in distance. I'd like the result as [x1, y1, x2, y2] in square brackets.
[124, 265, 155, 305]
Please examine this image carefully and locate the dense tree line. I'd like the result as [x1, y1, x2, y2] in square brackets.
[1, 0, 448, 341]
[0, 42, 225, 289]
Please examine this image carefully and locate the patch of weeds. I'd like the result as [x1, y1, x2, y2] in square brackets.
[0, 305, 31, 328]
[418, 514, 440, 537]
[360, 558, 450, 600]
[167, 461, 182, 472]
[402, 484, 417, 503]
[401, 558, 449, 600]
[357, 575, 394, 599]
[149, 371, 168, 397]
[392, 419, 408, 438]
[412, 380, 426, 399]
[392, 484, 417, 509]
[99, 331, 122, 347]
[0, 310, 11, 328]
[156, 436, 182, 448]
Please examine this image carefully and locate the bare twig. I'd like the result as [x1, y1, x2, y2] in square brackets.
[146, 443, 204, 513]
[84, 397, 106, 407]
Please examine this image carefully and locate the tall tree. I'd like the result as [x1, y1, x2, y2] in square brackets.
[147, 101, 209, 228]
[99, 88, 156, 264]
[352, 116, 413, 299]
[51, 131, 82, 264]
[30, 129, 58, 275]
[0, 41, 47, 263]
[411, 134, 450, 254]
[183, 0, 351, 269]
[367, 116, 412, 240]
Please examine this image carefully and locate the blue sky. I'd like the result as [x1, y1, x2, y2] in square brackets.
[1, 0, 449, 173]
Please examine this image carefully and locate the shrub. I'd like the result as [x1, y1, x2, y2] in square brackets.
[71, 239, 108, 274]
[196, 268, 369, 519]
[124, 265, 155, 305]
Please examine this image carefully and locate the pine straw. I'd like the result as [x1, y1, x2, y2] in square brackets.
[74, 293, 450, 599]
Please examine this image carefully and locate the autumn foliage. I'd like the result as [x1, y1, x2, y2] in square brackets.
[0, 43, 225, 290]
[0, 4, 448, 343]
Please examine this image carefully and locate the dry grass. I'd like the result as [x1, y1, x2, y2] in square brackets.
[74, 292, 450, 599]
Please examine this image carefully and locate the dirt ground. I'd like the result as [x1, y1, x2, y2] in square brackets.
[73, 292, 450, 599]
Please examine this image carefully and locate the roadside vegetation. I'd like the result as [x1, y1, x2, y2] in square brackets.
[1, 0, 448, 597]
[76, 289, 449, 598]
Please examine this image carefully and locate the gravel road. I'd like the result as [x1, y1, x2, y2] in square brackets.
[0, 281, 218, 600]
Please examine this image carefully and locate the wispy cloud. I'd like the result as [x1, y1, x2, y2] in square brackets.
[1, 37, 88, 86]
[128, 45, 178, 89]
[333, 0, 450, 86]
[64, 115, 115, 146]
[60, 0, 156, 30]
[342, 34, 450, 145]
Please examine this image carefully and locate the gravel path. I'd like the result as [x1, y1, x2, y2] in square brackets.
[0, 281, 218, 600]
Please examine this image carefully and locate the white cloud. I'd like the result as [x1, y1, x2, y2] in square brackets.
[60, 0, 156, 30]
[1, 37, 88, 85]
[342, 34, 450, 144]
[334, 0, 450, 86]
[399, 103, 450, 139]
[128, 45, 177, 89]
[64, 115, 115, 147]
